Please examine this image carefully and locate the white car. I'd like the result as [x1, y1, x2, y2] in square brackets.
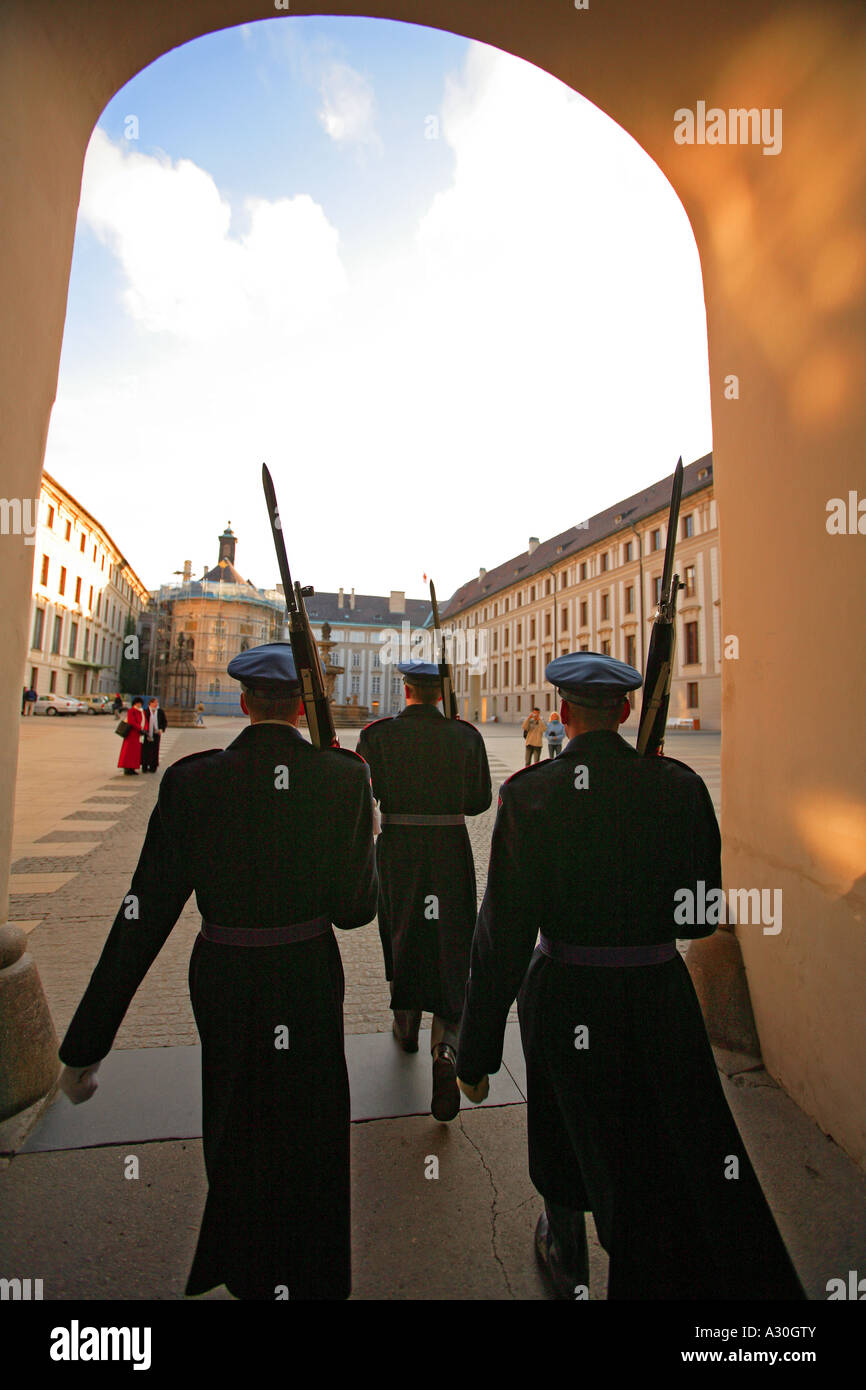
[32, 693, 81, 716]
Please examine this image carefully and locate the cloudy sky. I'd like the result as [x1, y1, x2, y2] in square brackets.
[45, 16, 711, 601]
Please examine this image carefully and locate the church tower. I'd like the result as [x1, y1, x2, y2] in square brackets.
[218, 524, 236, 566]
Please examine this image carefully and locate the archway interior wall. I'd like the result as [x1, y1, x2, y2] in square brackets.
[1, 0, 864, 1162]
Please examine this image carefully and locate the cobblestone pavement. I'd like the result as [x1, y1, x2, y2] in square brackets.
[9, 715, 721, 1049]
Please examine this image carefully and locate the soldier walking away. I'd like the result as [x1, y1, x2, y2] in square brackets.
[522, 708, 544, 765]
[58, 643, 377, 1300]
[457, 652, 805, 1300]
[358, 661, 492, 1122]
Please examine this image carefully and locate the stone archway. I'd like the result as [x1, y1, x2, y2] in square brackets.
[1, 0, 864, 1162]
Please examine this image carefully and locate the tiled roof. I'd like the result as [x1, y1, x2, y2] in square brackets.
[203, 560, 255, 587]
[303, 592, 433, 628]
[443, 453, 713, 617]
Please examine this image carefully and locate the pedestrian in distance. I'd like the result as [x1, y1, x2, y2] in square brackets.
[522, 707, 544, 765]
[457, 651, 805, 1301]
[140, 697, 167, 773]
[194, 702, 205, 726]
[112, 692, 123, 717]
[23, 685, 38, 715]
[358, 661, 492, 1122]
[545, 710, 565, 758]
[118, 696, 144, 775]
[58, 643, 377, 1300]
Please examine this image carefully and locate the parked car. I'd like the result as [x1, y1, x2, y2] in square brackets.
[78, 695, 114, 715]
[32, 693, 81, 716]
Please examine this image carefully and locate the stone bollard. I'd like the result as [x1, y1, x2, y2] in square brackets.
[0, 922, 60, 1124]
[686, 925, 762, 1058]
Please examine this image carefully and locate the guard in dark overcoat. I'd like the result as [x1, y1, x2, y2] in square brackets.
[58, 643, 377, 1300]
[457, 652, 805, 1300]
[358, 661, 491, 1121]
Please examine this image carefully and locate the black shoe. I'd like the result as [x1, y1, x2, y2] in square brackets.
[534, 1210, 588, 1299]
[431, 1043, 460, 1121]
[392, 1011, 420, 1053]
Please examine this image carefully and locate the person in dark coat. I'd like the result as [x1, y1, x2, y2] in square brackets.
[59, 643, 377, 1300]
[358, 661, 492, 1121]
[457, 651, 805, 1300]
[117, 696, 144, 774]
[140, 697, 167, 772]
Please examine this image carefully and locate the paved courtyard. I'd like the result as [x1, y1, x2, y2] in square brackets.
[7, 713, 720, 1047]
[5, 714, 862, 1306]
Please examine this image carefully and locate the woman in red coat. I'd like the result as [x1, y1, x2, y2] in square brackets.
[118, 697, 144, 774]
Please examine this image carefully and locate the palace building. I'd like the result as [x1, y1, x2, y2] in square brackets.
[150, 527, 431, 718]
[23, 472, 149, 699]
[148, 526, 286, 711]
[303, 588, 432, 719]
[443, 454, 720, 730]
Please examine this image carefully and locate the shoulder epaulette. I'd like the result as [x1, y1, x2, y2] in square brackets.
[655, 754, 700, 777]
[500, 760, 549, 791]
[360, 716, 393, 731]
[322, 745, 368, 767]
[167, 747, 222, 770]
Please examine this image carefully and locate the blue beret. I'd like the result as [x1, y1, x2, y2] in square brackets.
[546, 651, 642, 707]
[397, 661, 441, 686]
[227, 643, 300, 695]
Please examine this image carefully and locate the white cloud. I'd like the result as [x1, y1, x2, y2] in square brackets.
[318, 62, 380, 149]
[50, 42, 711, 600]
[79, 129, 346, 343]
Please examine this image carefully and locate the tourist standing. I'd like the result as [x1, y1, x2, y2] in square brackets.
[141, 698, 167, 773]
[522, 707, 544, 766]
[545, 711, 565, 758]
[118, 697, 144, 775]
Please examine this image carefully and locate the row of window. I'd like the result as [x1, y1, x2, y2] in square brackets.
[27, 666, 75, 697]
[39, 511, 141, 603]
[469, 522, 700, 622]
[31, 605, 124, 667]
[457, 621, 701, 689]
[37, 555, 137, 630]
[485, 566, 698, 649]
[492, 679, 702, 717]
[328, 650, 382, 669]
[43, 502, 116, 581]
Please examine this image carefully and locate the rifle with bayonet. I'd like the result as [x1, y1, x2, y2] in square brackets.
[261, 462, 338, 750]
[635, 457, 684, 757]
[429, 580, 458, 720]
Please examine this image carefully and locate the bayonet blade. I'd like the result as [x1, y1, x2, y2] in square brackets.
[262, 462, 296, 615]
[659, 456, 684, 607]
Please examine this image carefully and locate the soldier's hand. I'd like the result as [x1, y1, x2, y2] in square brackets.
[458, 1074, 489, 1104]
[59, 1062, 101, 1105]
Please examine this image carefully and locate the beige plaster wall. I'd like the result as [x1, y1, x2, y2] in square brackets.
[0, 1, 864, 1158]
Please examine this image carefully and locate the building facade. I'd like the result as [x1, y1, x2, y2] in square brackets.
[144, 528, 432, 717]
[443, 454, 720, 730]
[150, 527, 286, 712]
[23, 472, 149, 699]
[304, 588, 432, 719]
